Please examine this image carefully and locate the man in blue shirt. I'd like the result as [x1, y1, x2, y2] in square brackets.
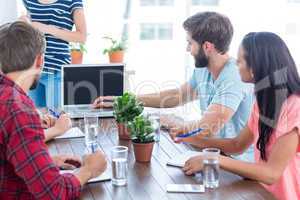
[94, 12, 254, 162]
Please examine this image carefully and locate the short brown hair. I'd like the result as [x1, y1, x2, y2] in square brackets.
[183, 12, 233, 54]
[0, 21, 45, 74]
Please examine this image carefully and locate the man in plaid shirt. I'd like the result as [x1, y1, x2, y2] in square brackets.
[0, 22, 107, 199]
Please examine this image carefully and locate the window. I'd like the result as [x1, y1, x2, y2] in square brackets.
[287, 0, 300, 3]
[140, 24, 156, 40]
[192, 0, 219, 6]
[157, 23, 173, 40]
[140, 23, 173, 40]
[158, 0, 174, 6]
[140, 0, 155, 6]
[140, 0, 174, 6]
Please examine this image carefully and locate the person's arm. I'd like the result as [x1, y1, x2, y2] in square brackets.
[169, 103, 235, 143]
[170, 73, 249, 141]
[31, 8, 87, 43]
[74, 151, 107, 186]
[174, 125, 254, 154]
[6, 108, 81, 199]
[220, 129, 299, 184]
[92, 82, 197, 108]
[184, 128, 299, 185]
[138, 82, 197, 108]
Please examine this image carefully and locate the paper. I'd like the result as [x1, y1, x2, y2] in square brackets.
[55, 127, 85, 139]
[60, 168, 111, 183]
[166, 151, 203, 168]
[166, 184, 205, 193]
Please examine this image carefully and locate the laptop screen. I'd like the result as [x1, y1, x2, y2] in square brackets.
[62, 64, 124, 105]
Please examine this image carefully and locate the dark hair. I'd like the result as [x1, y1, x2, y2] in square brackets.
[183, 11, 233, 54]
[242, 32, 300, 160]
[0, 21, 45, 74]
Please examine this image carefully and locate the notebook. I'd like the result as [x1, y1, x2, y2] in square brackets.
[60, 168, 111, 183]
[166, 151, 203, 168]
[55, 127, 85, 139]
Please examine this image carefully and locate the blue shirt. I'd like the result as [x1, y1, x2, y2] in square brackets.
[189, 58, 254, 162]
[23, 0, 83, 71]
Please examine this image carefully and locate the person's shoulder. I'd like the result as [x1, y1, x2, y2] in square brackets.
[3, 87, 36, 116]
[222, 58, 240, 77]
[217, 58, 242, 84]
[193, 67, 210, 79]
[285, 94, 300, 111]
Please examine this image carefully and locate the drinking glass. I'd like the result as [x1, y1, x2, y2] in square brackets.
[203, 148, 220, 189]
[145, 112, 160, 142]
[84, 113, 99, 153]
[111, 146, 128, 186]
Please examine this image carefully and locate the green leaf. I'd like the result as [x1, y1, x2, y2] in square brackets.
[127, 115, 155, 143]
[102, 36, 127, 54]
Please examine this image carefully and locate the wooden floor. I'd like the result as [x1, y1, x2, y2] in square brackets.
[47, 118, 276, 200]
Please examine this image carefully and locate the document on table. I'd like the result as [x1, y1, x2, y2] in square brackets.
[55, 127, 85, 139]
[60, 168, 111, 183]
[166, 151, 203, 168]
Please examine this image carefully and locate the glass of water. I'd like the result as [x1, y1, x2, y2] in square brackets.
[111, 146, 128, 186]
[203, 148, 220, 189]
[147, 113, 160, 142]
[84, 113, 99, 153]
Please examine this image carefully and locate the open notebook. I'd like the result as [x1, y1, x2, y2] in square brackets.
[55, 127, 85, 139]
[166, 151, 203, 168]
[60, 168, 111, 183]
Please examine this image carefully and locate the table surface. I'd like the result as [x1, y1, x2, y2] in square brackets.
[47, 118, 276, 200]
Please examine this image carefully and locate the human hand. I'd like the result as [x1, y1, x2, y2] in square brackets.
[168, 126, 198, 144]
[52, 155, 82, 170]
[82, 151, 107, 179]
[182, 155, 204, 175]
[18, 15, 31, 23]
[41, 114, 56, 129]
[53, 114, 72, 136]
[160, 114, 184, 130]
[92, 96, 114, 108]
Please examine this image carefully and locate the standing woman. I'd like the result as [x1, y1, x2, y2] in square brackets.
[181, 32, 300, 200]
[22, 0, 87, 108]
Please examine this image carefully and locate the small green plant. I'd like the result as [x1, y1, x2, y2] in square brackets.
[113, 92, 143, 123]
[128, 115, 154, 143]
[70, 42, 87, 53]
[102, 36, 127, 54]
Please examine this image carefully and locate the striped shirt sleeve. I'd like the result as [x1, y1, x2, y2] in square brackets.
[70, 0, 83, 14]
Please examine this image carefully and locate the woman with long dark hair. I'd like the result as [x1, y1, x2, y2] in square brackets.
[182, 32, 300, 200]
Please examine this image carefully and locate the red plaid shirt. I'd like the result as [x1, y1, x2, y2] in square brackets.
[0, 74, 81, 200]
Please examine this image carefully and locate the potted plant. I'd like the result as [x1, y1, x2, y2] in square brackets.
[70, 42, 87, 64]
[128, 115, 155, 162]
[113, 92, 143, 140]
[102, 36, 127, 63]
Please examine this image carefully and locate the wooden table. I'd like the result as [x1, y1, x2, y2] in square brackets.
[47, 118, 276, 200]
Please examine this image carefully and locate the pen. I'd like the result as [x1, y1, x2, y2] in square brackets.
[91, 145, 94, 153]
[48, 108, 60, 119]
[177, 128, 203, 138]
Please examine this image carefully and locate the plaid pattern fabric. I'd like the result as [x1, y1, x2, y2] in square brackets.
[0, 74, 81, 200]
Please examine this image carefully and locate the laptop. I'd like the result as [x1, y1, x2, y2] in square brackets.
[61, 63, 124, 118]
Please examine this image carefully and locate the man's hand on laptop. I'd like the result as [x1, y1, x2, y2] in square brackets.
[92, 96, 115, 108]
